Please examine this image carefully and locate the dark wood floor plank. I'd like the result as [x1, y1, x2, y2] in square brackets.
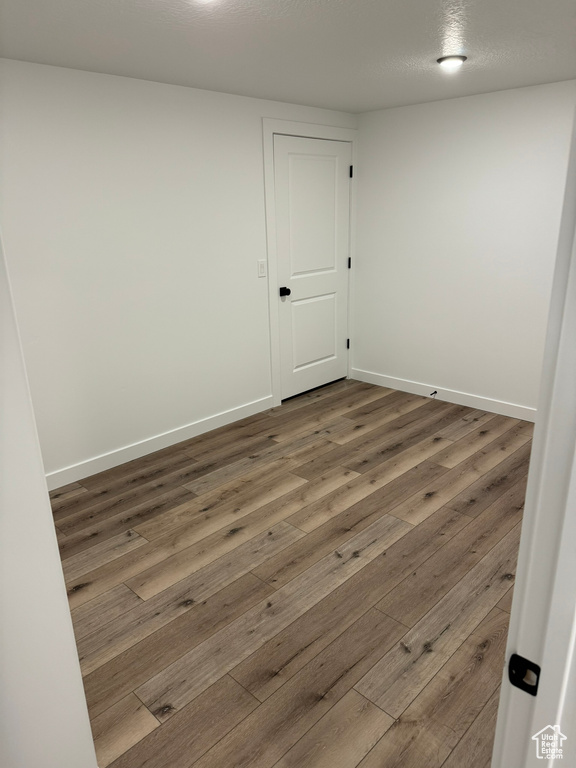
[293, 400, 459, 480]
[273, 689, 393, 768]
[47, 380, 530, 768]
[266, 387, 392, 442]
[270, 378, 365, 413]
[91, 692, 160, 768]
[182, 430, 284, 467]
[431, 415, 520, 468]
[264, 381, 379, 432]
[78, 523, 303, 674]
[355, 524, 521, 717]
[496, 586, 514, 613]
[341, 404, 471, 476]
[136, 516, 411, 721]
[277, 437, 336, 465]
[378, 478, 527, 626]
[439, 687, 501, 768]
[191, 610, 405, 768]
[71, 584, 143, 642]
[181, 385, 369, 463]
[108, 676, 259, 768]
[269, 415, 354, 445]
[286, 435, 452, 532]
[344, 388, 422, 421]
[80, 448, 198, 492]
[253, 461, 447, 588]
[356, 608, 508, 768]
[444, 441, 531, 518]
[416, 608, 508, 739]
[135, 458, 308, 541]
[59, 487, 196, 560]
[171, 432, 282, 475]
[268, 388, 392, 444]
[435, 409, 495, 441]
[386, 427, 532, 525]
[62, 530, 147, 582]
[83, 573, 272, 719]
[330, 392, 430, 445]
[127, 471, 354, 600]
[49, 481, 88, 503]
[186, 382, 367, 458]
[165, 410, 274, 458]
[231, 505, 469, 702]
[65, 472, 307, 608]
[64, 434, 280, 523]
[52, 472, 191, 524]
[358, 716, 451, 768]
[182, 421, 348, 496]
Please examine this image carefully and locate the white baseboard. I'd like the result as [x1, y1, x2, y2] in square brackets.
[45, 395, 274, 491]
[351, 368, 537, 422]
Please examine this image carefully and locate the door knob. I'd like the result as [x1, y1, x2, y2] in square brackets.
[279, 287, 291, 297]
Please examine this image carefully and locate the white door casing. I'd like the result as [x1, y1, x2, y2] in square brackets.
[273, 134, 352, 399]
[491, 112, 576, 767]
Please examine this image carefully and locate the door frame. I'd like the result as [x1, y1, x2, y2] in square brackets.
[262, 118, 357, 406]
[491, 115, 576, 766]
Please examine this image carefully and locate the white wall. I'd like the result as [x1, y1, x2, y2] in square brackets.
[353, 82, 576, 419]
[2, 62, 575, 490]
[0, 232, 98, 768]
[0, 60, 356, 487]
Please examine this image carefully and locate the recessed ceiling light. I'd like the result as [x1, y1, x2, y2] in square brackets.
[437, 55, 467, 72]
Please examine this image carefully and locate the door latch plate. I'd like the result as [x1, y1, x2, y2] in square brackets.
[508, 653, 541, 696]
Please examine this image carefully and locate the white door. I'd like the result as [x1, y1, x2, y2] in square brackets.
[273, 134, 351, 399]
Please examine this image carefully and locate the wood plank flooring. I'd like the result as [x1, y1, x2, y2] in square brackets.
[51, 379, 532, 768]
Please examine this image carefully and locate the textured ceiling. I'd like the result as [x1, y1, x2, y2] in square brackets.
[1, 0, 575, 113]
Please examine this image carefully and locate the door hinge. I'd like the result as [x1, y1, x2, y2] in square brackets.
[508, 653, 541, 696]
[346, 339, 350, 349]
[349, 165, 353, 178]
[348, 257, 351, 269]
